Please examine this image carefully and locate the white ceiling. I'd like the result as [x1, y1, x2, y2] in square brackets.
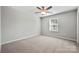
[11, 6, 78, 17]
[37, 6, 77, 17]
[49, 6, 77, 14]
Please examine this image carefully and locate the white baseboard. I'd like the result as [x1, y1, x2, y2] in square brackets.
[41, 34, 76, 42]
[2, 33, 39, 45]
[59, 36, 77, 42]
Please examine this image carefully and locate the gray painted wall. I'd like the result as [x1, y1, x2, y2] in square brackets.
[77, 8, 79, 43]
[0, 6, 1, 52]
[0, 6, 1, 43]
[1, 6, 40, 44]
[41, 10, 77, 41]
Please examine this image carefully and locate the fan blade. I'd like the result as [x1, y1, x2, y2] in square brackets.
[46, 6, 52, 10]
[36, 7, 41, 10]
[42, 6, 44, 10]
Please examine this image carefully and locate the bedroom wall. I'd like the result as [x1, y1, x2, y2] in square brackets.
[0, 6, 1, 52]
[77, 8, 79, 44]
[0, 6, 1, 43]
[1, 6, 40, 44]
[41, 10, 77, 41]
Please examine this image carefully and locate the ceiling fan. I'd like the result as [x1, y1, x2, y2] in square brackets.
[35, 6, 53, 15]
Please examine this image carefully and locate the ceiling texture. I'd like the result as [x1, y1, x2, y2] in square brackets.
[10, 6, 78, 17]
[39, 6, 77, 17]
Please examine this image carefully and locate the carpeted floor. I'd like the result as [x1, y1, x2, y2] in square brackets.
[1, 35, 79, 53]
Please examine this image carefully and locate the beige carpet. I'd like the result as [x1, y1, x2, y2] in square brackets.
[1, 35, 79, 53]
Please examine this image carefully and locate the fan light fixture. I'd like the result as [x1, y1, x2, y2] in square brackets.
[41, 11, 46, 15]
[35, 6, 52, 15]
